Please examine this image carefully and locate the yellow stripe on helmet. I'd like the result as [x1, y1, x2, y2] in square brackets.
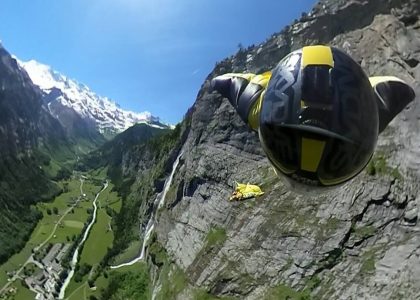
[300, 138, 326, 172]
[302, 45, 334, 68]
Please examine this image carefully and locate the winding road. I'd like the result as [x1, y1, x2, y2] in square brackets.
[36, 179, 85, 252]
[0, 178, 85, 296]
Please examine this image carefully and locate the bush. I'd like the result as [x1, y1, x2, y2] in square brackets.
[101, 265, 149, 300]
[55, 167, 72, 181]
[88, 279, 95, 288]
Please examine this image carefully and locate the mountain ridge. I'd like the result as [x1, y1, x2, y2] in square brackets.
[18, 59, 169, 137]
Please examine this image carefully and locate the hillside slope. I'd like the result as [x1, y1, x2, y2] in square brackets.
[0, 45, 73, 263]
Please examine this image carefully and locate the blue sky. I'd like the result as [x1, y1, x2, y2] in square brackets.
[0, 0, 316, 124]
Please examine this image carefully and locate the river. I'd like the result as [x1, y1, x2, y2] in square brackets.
[58, 180, 109, 299]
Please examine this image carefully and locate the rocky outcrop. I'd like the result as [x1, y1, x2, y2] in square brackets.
[127, 0, 420, 299]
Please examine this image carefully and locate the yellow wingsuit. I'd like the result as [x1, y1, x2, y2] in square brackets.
[212, 72, 414, 134]
[212, 45, 415, 192]
[229, 182, 264, 201]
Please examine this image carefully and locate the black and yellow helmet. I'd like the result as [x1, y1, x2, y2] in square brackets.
[259, 45, 379, 187]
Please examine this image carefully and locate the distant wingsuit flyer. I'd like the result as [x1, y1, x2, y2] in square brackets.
[211, 45, 416, 191]
[230, 182, 265, 201]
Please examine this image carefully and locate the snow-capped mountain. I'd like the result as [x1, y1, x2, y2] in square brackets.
[18, 59, 168, 136]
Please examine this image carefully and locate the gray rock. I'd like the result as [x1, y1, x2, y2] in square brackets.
[404, 208, 418, 223]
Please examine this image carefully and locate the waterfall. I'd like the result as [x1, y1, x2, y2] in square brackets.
[111, 151, 183, 269]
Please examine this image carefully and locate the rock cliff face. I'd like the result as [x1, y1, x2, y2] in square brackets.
[122, 0, 420, 299]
